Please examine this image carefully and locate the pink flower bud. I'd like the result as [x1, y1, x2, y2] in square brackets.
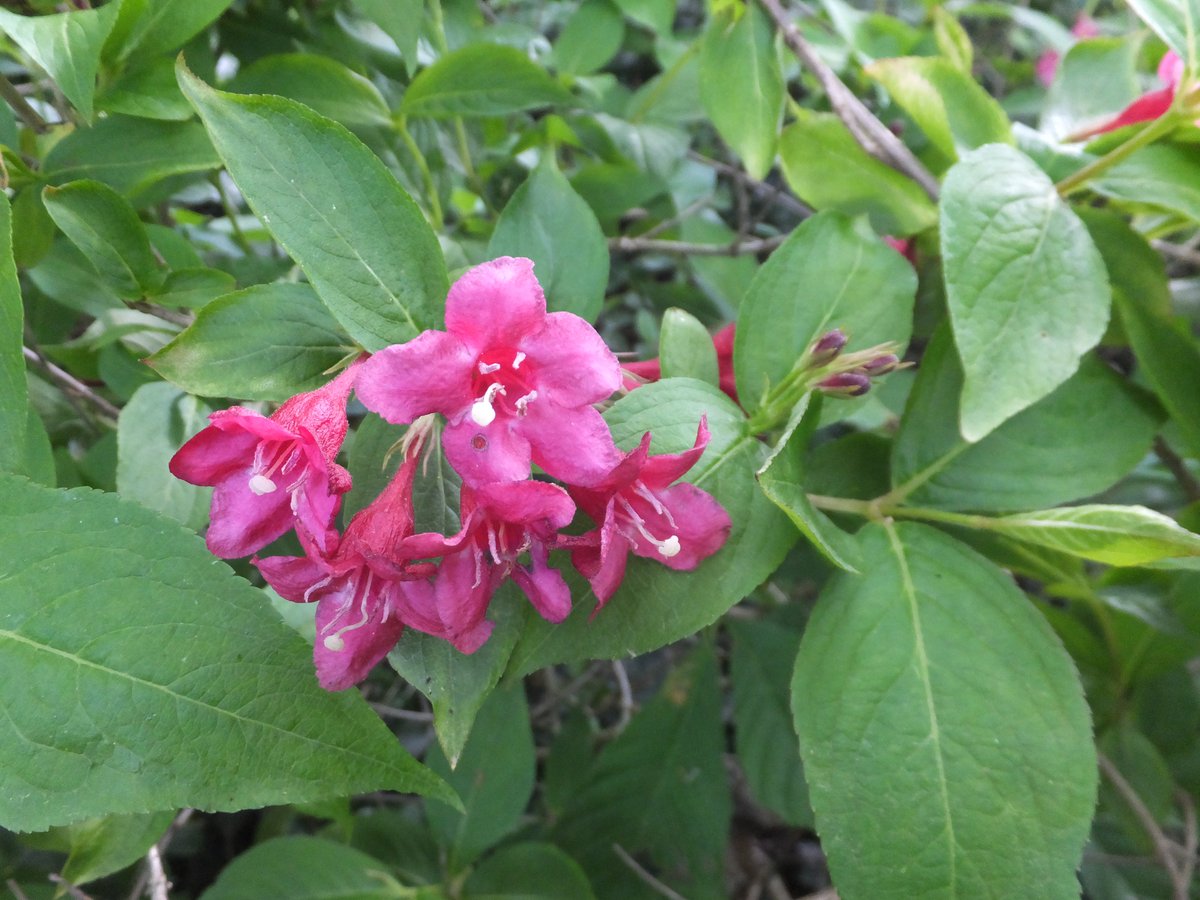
[809, 329, 848, 366]
[818, 372, 871, 398]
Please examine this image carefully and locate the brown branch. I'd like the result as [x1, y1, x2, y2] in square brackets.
[755, 0, 940, 201]
[612, 844, 689, 900]
[0, 73, 49, 133]
[1099, 753, 1188, 899]
[1154, 436, 1200, 504]
[23, 345, 121, 422]
[609, 234, 787, 256]
[687, 150, 812, 217]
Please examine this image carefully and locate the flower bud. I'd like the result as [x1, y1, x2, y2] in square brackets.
[817, 372, 871, 398]
[862, 353, 900, 376]
[809, 329, 848, 367]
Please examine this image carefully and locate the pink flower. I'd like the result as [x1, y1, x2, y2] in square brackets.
[621, 323, 739, 403]
[1036, 15, 1100, 87]
[1071, 50, 1184, 140]
[567, 418, 732, 608]
[254, 453, 433, 691]
[170, 363, 358, 559]
[356, 257, 622, 487]
[399, 479, 576, 651]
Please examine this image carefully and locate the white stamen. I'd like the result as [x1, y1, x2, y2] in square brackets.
[249, 474, 277, 495]
[619, 496, 682, 559]
[487, 525, 502, 565]
[514, 390, 538, 415]
[321, 572, 374, 652]
[635, 481, 677, 529]
[303, 574, 334, 604]
[478, 361, 501, 375]
[470, 383, 505, 426]
[512, 351, 526, 369]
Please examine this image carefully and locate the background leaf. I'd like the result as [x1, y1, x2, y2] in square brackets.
[200, 836, 404, 899]
[793, 522, 1097, 899]
[0, 196, 25, 476]
[463, 842, 596, 899]
[553, 0, 625, 76]
[0, 474, 452, 831]
[941, 144, 1110, 441]
[401, 44, 572, 118]
[487, 159, 609, 322]
[988, 505, 1200, 566]
[891, 328, 1161, 511]
[148, 284, 351, 402]
[177, 62, 448, 351]
[60, 810, 175, 887]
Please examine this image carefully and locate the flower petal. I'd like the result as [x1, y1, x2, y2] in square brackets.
[473, 480, 576, 532]
[521, 311, 621, 407]
[511, 541, 572, 622]
[169, 421, 261, 486]
[313, 580, 405, 691]
[204, 478, 294, 558]
[524, 402, 622, 487]
[442, 417, 533, 485]
[253, 554, 331, 603]
[356, 331, 475, 424]
[445, 257, 546, 349]
[640, 417, 711, 488]
[629, 482, 731, 571]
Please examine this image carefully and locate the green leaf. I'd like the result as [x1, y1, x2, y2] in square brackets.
[793, 522, 1096, 899]
[44, 116, 220, 201]
[658, 307, 718, 385]
[464, 842, 596, 899]
[1040, 37, 1142, 141]
[231, 53, 393, 127]
[351, 0, 422, 71]
[111, 0, 234, 64]
[201, 836, 405, 899]
[28, 238, 123, 316]
[866, 56, 1011, 164]
[425, 684, 535, 872]
[1095, 144, 1200, 225]
[699, 3, 783, 180]
[0, 196, 24, 476]
[778, 112, 938, 237]
[1125, 0, 1200, 68]
[1114, 290, 1200, 461]
[97, 57, 192, 121]
[553, 0, 625, 75]
[401, 44, 572, 118]
[147, 284, 350, 402]
[891, 328, 1161, 512]
[1079, 207, 1170, 321]
[116, 382, 212, 529]
[986, 505, 1200, 567]
[757, 398, 861, 572]
[729, 618, 813, 827]
[941, 144, 1110, 442]
[487, 159, 609, 322]
[11, 184, 56, 269]
[346, 413, 460, 529]
[177, 61, 448, 350]
[932, 8, 973, 73]
[553, 645, 729, 900]
[42, 180, 162, 299]
[734, 211, 916, 415]
[0, 474, 454, 831]
[388, 586, 522, 768]
[0, 3, 120, 121]
[60, 810, 175, 886]
[613, 0, 675, 34]
[150, 267, 237, 310]
[508, 379, 795, 674]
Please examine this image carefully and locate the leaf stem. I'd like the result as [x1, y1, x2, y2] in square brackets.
[212, 175, 255, 256]
[608, 233, 786, 256]
[395, 116, 444, 229]
[1055, 111, 1183, 197]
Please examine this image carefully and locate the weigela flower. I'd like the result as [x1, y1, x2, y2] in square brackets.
[400, 479, 576, 652]
[356, 257, 622, 487]
[621, 323, 739, 403]
[253, 453, 433, 691]
[169, 363, 358, 559]
[1071, 50, 1185, 140]
[567, 419, 732, 607]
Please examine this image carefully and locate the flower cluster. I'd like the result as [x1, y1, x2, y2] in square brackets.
[171, 257, 731, 690]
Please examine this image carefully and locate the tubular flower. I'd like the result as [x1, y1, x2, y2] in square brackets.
[400, 479, 577, 652]
[356, 257, 623, 487]
[253, 452, 433, 691]
[169, 362, 359, 559]
[567, 418, 732, 608]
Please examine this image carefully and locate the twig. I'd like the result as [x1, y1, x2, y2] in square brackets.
[597, 660, 634, 740]
[369, 702, 434, 723]
[129, 301, 194, 329]
[1098, 752, 1187, 899]
[48, 876, 94, 900]
[146, 846, 169, 900]
[612, 844, 689, 900]
[1178, 788, 1198, 895]
[688, 151, 811, 217]
[1153, 436, 1200, 504]
[638, 195, 715, 240]
[755, 0, 940, 200]
[608, 234, 787, 256]
[7, 880, 31, 900]
[23, 345, 121, 422]
[0, 73, 49, 133]
[1153, 239, 1200, 269]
